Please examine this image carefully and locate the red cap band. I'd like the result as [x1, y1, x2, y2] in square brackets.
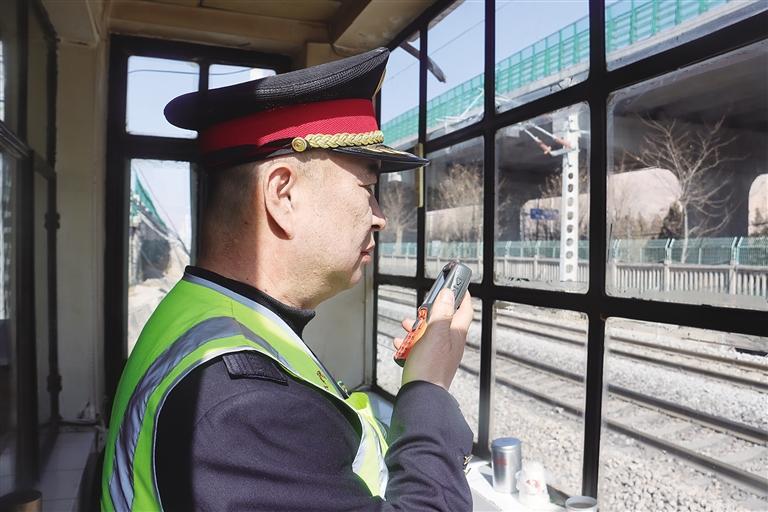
[200, 98, 378, 155]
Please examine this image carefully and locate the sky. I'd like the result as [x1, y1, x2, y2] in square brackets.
[127, 60, 275, 248]
[130, 0, 768, 250]
[381, 0, 589, 124]
[127, 1, 591, 250]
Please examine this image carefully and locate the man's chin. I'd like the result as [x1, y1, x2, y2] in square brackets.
[323, 265, 366, 299]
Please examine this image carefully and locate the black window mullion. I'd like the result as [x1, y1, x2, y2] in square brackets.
[110, 35, 291, 74]
[476, 0, 496, 459]
[603, 297, 768, 337]
[200, 61, 210, 92]
[416, 26, 428, 287]
[372, 92, 382, 389]
[583, 0, 608, 498]
[104, 41, 131, 415]
[122, 135, 196, 161]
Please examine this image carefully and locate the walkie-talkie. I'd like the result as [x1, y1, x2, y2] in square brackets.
[393, 260, 472, 367]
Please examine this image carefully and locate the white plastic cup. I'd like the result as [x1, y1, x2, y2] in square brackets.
[565, 495, 598, 511]
[515, 461, 550, 507]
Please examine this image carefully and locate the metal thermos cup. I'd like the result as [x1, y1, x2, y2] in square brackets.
[491, 437, 522, 493]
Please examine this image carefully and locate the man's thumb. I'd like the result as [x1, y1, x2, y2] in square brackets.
[431, 288, 455, 320]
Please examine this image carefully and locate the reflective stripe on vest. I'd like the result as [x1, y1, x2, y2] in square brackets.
[102, 276, 388, 511]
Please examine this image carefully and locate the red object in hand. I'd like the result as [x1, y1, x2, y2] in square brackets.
[393, 306, 429, 367]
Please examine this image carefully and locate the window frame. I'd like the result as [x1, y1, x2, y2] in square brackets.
[372, 0, 768, 497]
[103, 35, 291, 417]
[0, 0, 58, 490]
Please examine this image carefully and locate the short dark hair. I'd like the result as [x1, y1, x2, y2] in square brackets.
[198, 161, 260, 258]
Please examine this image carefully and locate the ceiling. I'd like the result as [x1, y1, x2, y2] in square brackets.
[104, 0, 436, 64]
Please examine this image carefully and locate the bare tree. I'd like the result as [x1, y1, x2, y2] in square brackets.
[606, 154, 666, 240]
[434, 163, 483, 248]
[379, 179, 416, 255]
[629, 116, 738, 261]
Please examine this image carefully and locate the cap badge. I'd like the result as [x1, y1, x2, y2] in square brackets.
[291, 137, 309, 152]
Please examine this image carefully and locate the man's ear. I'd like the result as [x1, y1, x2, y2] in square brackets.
[262, 164, 297, 239]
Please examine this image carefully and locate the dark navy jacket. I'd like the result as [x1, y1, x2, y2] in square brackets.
[155, 267, 474, 511]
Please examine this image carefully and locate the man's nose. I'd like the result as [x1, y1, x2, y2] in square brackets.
[371, 196, 387, 231]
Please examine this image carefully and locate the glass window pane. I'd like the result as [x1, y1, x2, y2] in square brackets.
[0, 151, 16, 496]
[127, 57, 199, 139]
[607, 40, 767, 311]
[492, 302, 587, 497]
[209, 64, 275, 89]
[455, 296, 481, 442]
[376, 285, 481, 440]
[128, 160, 192, 354]
[380, 36, 419, 150]
[606, 0, 767, 70]
[378, 169, 417, 277]
[427, 2, 485, 140]
[376, 285, 416, 396]
[600, 318, 768, 510]
[495, 103, 589, 292]
[426, 137, 484, 281]
[0, 0, 20, 131]
[495, 0, 589, 113]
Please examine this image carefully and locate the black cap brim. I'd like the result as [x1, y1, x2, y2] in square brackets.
[331, 144, 428, 173]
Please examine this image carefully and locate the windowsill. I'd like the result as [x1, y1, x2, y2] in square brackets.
[466, 461, 566, 512]
[38, 427, 99, 511]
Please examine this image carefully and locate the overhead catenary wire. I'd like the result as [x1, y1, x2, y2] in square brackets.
[384, 2, 515, 85]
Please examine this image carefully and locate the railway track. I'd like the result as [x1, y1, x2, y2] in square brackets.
[375, 303, 768, 494]
[377, 288, 768, 390]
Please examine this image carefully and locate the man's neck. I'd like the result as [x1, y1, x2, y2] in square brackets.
[195, 256, 319, 310]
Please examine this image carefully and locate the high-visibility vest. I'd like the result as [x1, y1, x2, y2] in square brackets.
[101, 273, 389, 511]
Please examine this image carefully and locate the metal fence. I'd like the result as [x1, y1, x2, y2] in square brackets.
[381, 237, 767, 266]
[379, 237, 768, 300]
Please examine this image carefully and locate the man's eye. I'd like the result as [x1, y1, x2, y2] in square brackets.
[365, 184, 376, 194]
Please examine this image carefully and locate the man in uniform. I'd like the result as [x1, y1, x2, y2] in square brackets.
[102, 47, 475, 511]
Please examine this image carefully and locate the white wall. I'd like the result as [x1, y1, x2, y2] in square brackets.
[55, 40, 108, 420]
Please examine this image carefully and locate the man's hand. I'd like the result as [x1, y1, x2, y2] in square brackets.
[394, 289, 474, 391]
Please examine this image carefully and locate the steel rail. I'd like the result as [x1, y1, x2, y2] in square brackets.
[488, 356, 768, 495]
[375, 322, 768, 494]
[375, 313, 768, 443]
[377, 290, 768, 383]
